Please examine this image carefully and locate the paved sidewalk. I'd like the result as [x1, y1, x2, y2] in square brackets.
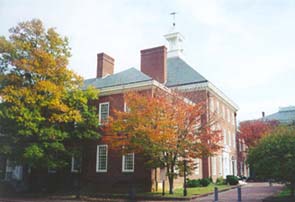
[0, 183, 284, 202]
[194, 182, 283, 202]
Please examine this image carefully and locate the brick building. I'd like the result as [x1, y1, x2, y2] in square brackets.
[80, 29, 239, 191]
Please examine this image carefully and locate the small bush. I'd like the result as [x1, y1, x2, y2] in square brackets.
[209, 177, 213, 183]
[216, 177, 226, 185]
[200, 178, 211, 187]
[238, 175, 247, 181]
[226, 175, 239, 185]
[187, 179, 201, 187]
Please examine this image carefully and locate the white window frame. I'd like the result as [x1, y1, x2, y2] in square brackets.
[216, 101, 220, 113]
[122, 153, 135, 172]
[96, 145, 108, 172]
[124, 102, 131, 113]
[233, 133, 236, 148]
[195, 158, 200, 175]
[228, 131, 232, 146]
[210, 98, 215, 112]
[219, 156, 223, 175]
[232, 112, 235, 125]
[212, 156, 217, 175]
[99, 102, 109, 125]
[71, 156, 81, 173]
[223, 129, 227, 145]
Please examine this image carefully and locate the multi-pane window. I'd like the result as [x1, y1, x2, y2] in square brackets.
[232, 112, 235, 125]
[210, 98, 215, 112]
[233, 133, 236, 148]
[96, 145, 108, 172]
[223, 129, 227, 145]
[216, 101, 220, 113]
[219, 156, 223, 175]
[71, 156, 81, 173]
[99, 102, 109, 124]
[212, 156, 217, 175]
[195, 158, 200, 175]
[124, 102, 131, 113]
[122, 153, 134, 172]
[240, 162, 244, 175]
[228, 131, 232, 146]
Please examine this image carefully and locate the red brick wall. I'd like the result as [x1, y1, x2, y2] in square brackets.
[96, 53, 114, 78]
[82, 92, 154, 192]
[82, 142, 152, 192]
[141, 46, 167, 83]
[180, 90, 210, 178]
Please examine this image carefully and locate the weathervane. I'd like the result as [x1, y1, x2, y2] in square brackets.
[170, 12, 177, 27]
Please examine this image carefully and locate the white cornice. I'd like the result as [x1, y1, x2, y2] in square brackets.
[207, 82, 239, 111]
[170, 82, 239, 111]
[97, 80, 171, 96]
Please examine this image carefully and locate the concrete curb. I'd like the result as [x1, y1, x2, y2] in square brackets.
[79, 185, 243, 201]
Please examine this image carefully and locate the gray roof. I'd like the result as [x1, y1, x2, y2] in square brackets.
[83, 67, 152, 89]
[264, 106, 295, 124]
[166, 57, 207, 87]
[83, 57, 209, 90]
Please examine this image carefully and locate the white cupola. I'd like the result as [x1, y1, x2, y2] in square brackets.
[164, 13, 185, 58]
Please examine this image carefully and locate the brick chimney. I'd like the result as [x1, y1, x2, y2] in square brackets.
[140, 46, 167, 83]
[96, 53, 114, 78]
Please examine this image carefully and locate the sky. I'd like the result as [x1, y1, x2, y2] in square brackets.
[1, 0, 295, 122]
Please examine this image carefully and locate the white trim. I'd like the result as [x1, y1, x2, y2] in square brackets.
[194, 158, 200, 175]
[124, 102, 131, 113]
[71, 156, 79, 173]
[124, 102, 127, 112]
[99, 102, 109, 125]
[219, 156, 223, 175]
[232, 133, 237, 149]
[212, 156, 217, 176]
[97, 80, 171, 96]
[171, 81, 239, 111]
[96, 145, 108, 172]
[223, 129, 227, 145]
[122, 153, 135, 172]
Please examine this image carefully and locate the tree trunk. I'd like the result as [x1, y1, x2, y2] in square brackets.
[155, 168, 158, 191]
[167, 165, 174, 194]
[168, 175, 174, 194]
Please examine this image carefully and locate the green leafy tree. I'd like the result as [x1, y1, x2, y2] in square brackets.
[247, 125, 295, 197]
[0, 19, 100, 171]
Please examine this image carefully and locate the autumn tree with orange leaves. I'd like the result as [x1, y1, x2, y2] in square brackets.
[239, 120, 278, 148]
[104, 90, 221, 194]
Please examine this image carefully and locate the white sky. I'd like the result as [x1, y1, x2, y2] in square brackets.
[1, 0, 295, 122]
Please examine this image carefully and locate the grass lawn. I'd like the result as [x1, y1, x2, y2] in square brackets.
[141, 184, 231, 198]
[277, 187, 291, 198]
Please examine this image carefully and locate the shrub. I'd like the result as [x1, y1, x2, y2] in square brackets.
[200, 178, 211, 187]
[226, 175, 239, 185]
[216, 177, 226, 185]
[187, 179, 201, 187]
[209, 177, 213, 183]
[238, 175, 247, 181]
